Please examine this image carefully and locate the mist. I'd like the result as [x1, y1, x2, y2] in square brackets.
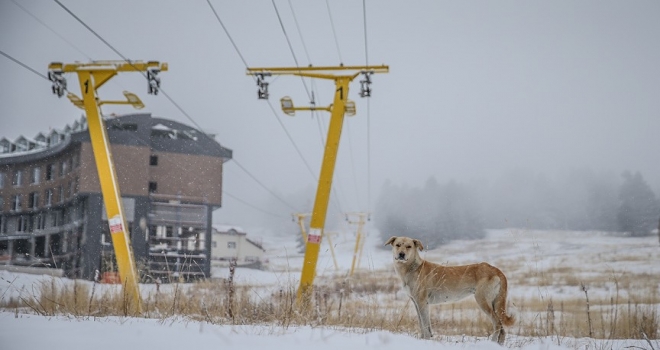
[2, 1, 659, 234]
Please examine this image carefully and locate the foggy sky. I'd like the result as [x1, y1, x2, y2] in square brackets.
[1, 1, 659, 230]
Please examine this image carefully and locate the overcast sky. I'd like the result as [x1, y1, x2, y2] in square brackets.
[2, 1, 659, 229]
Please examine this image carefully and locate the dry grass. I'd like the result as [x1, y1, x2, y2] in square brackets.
[3, 229, 659, 344]
[2, 268, 658, 341]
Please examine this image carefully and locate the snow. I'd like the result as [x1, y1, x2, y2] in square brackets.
[1, 228, 659, 349]
[0, 311, 654, 350]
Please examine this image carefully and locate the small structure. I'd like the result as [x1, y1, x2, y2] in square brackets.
[211, 225, 265, 269]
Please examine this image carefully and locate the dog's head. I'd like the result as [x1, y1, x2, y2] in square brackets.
[384, 236, 424, 263]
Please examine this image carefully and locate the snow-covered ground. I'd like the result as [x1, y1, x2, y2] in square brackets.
[1, 228, 659, 349]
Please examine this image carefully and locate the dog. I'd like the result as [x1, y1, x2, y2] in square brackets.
[385, 236, 514, 344]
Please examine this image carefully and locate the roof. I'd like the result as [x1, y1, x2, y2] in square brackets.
[212, 224, 246, 234]
[0, 113, 232, 164]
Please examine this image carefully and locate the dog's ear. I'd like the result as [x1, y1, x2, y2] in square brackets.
[384, 236, 397, 246]
[413, 239, 424, 251]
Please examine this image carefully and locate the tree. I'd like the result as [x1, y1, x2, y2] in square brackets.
[617, 171, 659, 236]
[376, 177, 485, 248]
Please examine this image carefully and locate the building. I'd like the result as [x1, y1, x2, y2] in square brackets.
[211, 225, 266, 269]
[0, 113, 232, 282]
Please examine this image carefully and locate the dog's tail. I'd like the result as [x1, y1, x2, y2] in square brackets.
[495, 269, 515, 327]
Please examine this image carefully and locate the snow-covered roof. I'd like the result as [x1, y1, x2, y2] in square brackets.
[152, 123, 171, 131]
[212, 224, 246, 234]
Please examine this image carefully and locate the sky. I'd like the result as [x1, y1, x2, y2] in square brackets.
[1, 1, 659, 229]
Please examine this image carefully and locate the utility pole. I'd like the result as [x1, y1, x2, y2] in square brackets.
[247, 65, 388, 306]
[48, 60, 167, 314]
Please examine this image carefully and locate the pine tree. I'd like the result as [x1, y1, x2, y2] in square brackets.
[617, 171, 659, 236]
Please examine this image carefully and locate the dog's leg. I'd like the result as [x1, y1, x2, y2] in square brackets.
[474, 288, 502, 344]
[492, 300, 506, 345]
[411, 298, 433, 339]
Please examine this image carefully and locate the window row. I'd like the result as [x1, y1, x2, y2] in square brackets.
[0, 155, 79, 189]
[0, 207, 78, 234]
[1, 178, 78, 212]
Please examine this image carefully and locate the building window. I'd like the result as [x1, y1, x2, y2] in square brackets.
[28, 192, 39, 209]
[0, 196, 3, 211]
[60, 160, 68, 177]
[17, 216, 28, 232]
[69, 179, 76, 198]
[72, 153, 80, 169]
[150, 155, 158, 166]
[12, 170, 22, 187]
[12, 194, 22, 212]
[0, 216, 5, 233]
[32, 167, 41, 184]
[212, 241, 217, 248]
[58, 185, 64, 203]
[0, 172, 5, 188]
[148, 181, 157, 193]
[51, 211, 61, 227]
[34, 214, 45, 230]
[45, 189, 53, 206]
[227, 241, 237, 249]
[46, 164, 55, 181]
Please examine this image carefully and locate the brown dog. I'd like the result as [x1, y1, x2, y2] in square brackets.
[385, 236, 514, 344]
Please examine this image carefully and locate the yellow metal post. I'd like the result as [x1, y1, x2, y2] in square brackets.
[323, 231, 339, 271]
[295, 213, 309, 242]
[246, 65, 388, 307]
[48, 61, 168, 314]
[298, 77, 351, 305]
[347, 212, 367, 276]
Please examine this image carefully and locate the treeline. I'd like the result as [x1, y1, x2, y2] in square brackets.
[375, 168, 660, 246]
[376, 177, 486, 249]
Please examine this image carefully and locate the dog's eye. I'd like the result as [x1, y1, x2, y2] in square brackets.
[406, 245, 412, 249]
[395, 244, 401, 247]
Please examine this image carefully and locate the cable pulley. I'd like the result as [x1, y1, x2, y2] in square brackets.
[256, 73, 271, 99]
[48, 67, 67, 97]
[359, 70, 372, 98]
[147, 67, 161, 95]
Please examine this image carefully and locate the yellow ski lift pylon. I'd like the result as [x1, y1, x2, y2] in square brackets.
[247, 64, 388, 307]
[48, 60, 168, 315]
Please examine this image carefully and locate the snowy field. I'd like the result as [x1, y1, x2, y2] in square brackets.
[1, 228, 659, 349]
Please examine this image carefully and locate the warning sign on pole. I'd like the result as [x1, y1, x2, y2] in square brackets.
[307, 228, 322, 244]
[109, 215, 124, 234]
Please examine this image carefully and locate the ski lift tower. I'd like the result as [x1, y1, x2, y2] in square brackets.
[48, 60, 168, 314]
[247, 65, 388, 307]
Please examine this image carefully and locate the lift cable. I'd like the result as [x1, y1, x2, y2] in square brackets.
[324, 0, 364, 212]
[284, 1, 352, 213]
[223, 190, 288, 218]
[1, 47, 288, 219]
[270, 0, 313, 102]
[363, 0, 373, 217]
[286, 0, 312, 64]
[54, 0, 302, 213]
[10, 0, 92, 61]
[325, 0, 344, 64]
[205, 0, 250, 68]
[208, 0, 346, 215]
[206, 0, 318, 184]
[0, 49, 50, 81]
[54, 0, 206, 132]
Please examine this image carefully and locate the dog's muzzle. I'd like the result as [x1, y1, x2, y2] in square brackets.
[396, 252, 406, 261]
